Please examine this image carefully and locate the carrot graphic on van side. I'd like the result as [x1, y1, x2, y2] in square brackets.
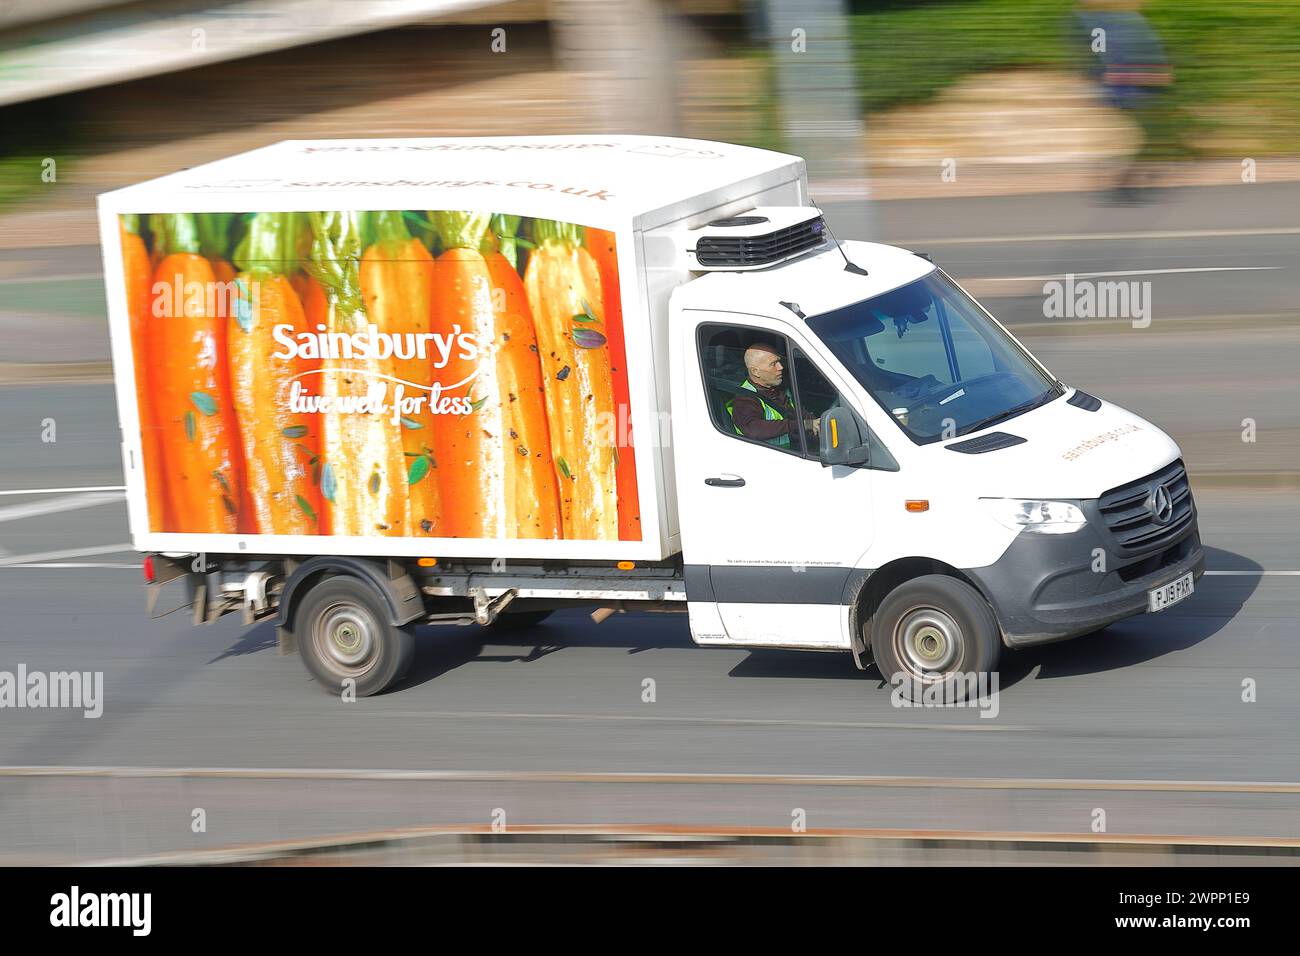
[523, 220, 618, 541]
[426, 211, 560, 539]
[305, 210, 408, 537]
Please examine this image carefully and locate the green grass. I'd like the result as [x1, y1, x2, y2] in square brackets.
[0, 154, 70, 209]
[848, 0, 1077, 114]
[0, 98, 79, 212]
[1144, 0, 1300, 155]
[846, 0, 1300, 157]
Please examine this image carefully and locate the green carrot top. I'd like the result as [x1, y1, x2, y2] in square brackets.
[367, 209, 414, 247]
[234, 211, 308, 277]
[530, 219, 584, 247]
[489, 213, 530, 270]
[196, 213, 236, 262]
[148, 213, 201, 257]
[431, 210, 491, 252]
[305, 210, 367, 329]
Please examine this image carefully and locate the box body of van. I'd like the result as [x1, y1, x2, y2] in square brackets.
[97, 135, 1204, 696]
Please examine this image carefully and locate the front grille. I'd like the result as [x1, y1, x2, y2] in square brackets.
[1116, 533, 1195, 582]
[694, 217, 827, 268]
[1097, 458, 1193, 554]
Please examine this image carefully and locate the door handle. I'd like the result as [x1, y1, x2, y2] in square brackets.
[705, 476, 746, 488]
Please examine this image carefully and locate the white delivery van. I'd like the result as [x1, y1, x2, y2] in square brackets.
[97, 134, 1204, 697]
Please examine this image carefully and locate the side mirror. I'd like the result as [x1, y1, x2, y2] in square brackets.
[819, 406, 870, 467]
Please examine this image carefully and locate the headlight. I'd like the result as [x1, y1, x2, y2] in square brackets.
[981, 498, 1087, 534]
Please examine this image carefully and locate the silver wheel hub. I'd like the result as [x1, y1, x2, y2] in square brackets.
[895, 607, 962, 679]
[315, 602, 378, 676]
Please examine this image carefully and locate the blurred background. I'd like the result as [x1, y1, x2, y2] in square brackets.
[0, 0, 1297, 865]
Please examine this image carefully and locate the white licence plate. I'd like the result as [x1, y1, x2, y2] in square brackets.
[1148, 572, 1194, 612]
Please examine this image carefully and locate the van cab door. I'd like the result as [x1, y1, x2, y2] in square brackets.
[670, 310, 875, 648]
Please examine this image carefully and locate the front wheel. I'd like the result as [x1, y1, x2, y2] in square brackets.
[296, 576, 415, 697]
[870, 574, 1001, 702]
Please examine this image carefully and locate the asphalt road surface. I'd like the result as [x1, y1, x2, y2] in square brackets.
[0, 184, 1296, 862]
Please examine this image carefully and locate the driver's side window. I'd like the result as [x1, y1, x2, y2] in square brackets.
[699, 325, 853, 461]
[698, 324, 805, 458]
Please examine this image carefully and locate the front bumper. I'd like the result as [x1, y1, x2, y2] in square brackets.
[966, 508, 1204, 648]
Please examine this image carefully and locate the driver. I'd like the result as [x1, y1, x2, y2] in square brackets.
[727, 342, 820, 448]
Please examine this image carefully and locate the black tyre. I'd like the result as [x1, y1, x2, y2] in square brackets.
[295, 576, 415, 697]
[489, 608, 554, 630]
[870, 574, 1001, 702]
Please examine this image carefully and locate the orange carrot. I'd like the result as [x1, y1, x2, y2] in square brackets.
[120, 216, 170, 532]
[483, 245, 562, 539]
[292, 274, 332, 535]
[198, 217, 249, 529]
[359, 211, 443, 537]
[292, 272, 327, 327]
[585, 227, 640, 541]
[228, 212, 322, 535]
[211, 259, 237, 285]
[150, 213, 243, 533]
[306, 211, 408, 537]
[427, 212, 560, 539]
[523, 220, 618, 540]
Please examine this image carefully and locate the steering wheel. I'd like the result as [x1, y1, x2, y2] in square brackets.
[892, 374, 945, 403]
[895, 371, 1024, 430]
[945, 370, 1021, 396]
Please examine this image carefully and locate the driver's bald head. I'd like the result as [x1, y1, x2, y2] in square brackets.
[744, 342, 781, 374]
[744, 342, 784, 388]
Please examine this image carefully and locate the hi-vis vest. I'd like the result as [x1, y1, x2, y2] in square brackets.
[726, 380, 791, 448]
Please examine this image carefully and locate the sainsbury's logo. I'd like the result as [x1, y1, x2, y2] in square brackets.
[147, 272, 488, 424]
[270, 323, 482, 368]
[273, 324, 486, 424]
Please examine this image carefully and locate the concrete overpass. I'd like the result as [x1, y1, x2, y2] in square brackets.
[0, 0, 739, 127]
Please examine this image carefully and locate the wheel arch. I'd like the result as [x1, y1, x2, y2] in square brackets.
[277, 557, 425, 654]
[848, 556, 1000, 654]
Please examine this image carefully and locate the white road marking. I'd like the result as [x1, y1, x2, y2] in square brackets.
[0, 547, 1292, 571]
[1205, 570, 1300, 576]
[352, 710, 1017, 732]
[0, 537, 1290, 580]
[0, 563, 1296, 576]
[983, 266, 1282, 283]
[0, 492, 125, 564]
[1002, 311, 1298, 332]
[0, 272, 102, 285]
[1, 766, 1298, 793]
[0, 485, 125, 497]
[0, 542, 133, 567]
[0, 490, 123, 523]
[911, 226, 1300, 246]
[0, 562, 140, 569]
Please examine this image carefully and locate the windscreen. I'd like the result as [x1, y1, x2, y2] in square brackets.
[806, 271, 1062, 444]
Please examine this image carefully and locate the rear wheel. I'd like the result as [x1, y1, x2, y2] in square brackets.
[870, 574, 1000, 702]
[296, 576, 414, 697]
